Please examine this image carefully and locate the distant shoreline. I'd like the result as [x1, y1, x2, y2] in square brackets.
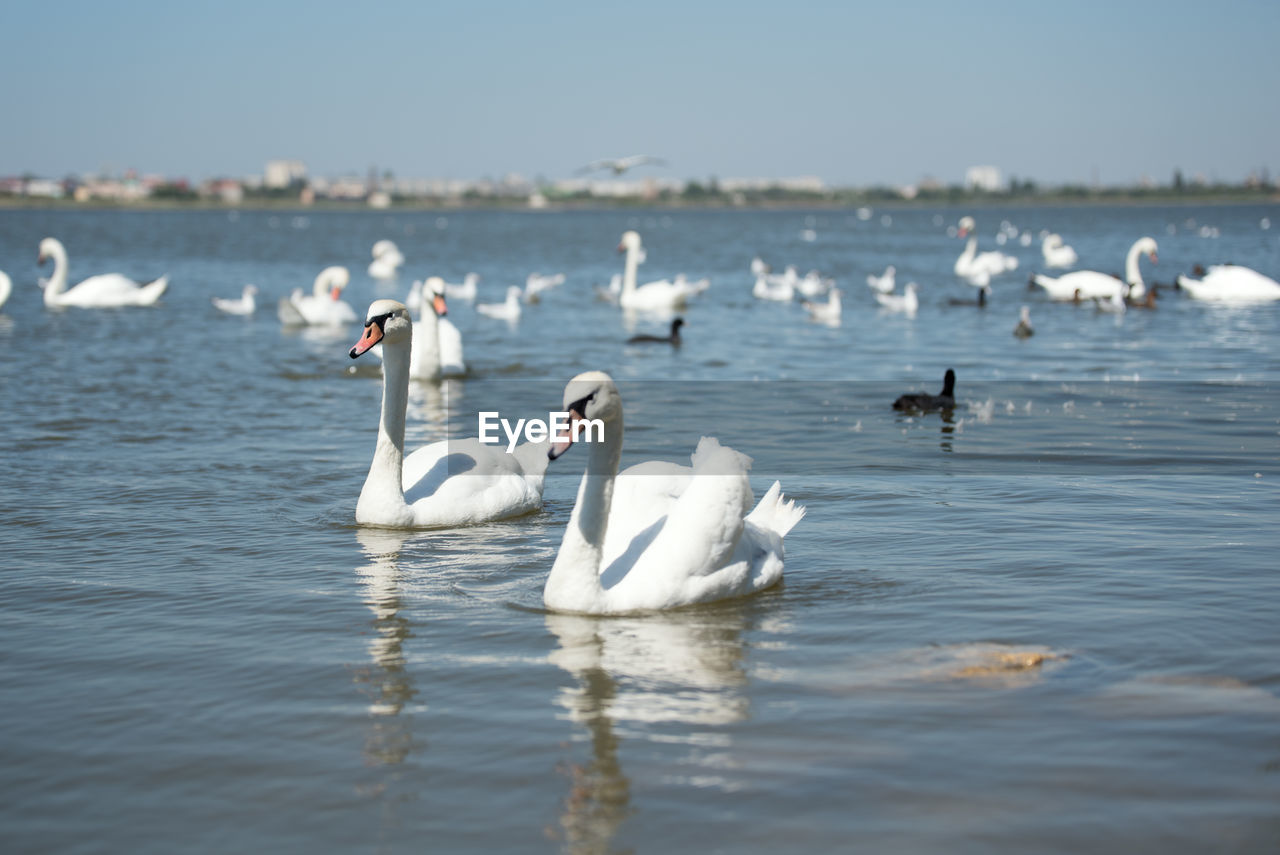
[1, 193, 1277, 214]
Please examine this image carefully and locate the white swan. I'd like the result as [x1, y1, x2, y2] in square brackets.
[866, 265, 896, 294]
[1176, 265, 1280, 304]
[954, 217, 1018, 281]
[0, 271, 10, 310]
[1033, 237, 1156, 301]
[278, 266, 357, 325]
[803, 288, 842, 324]
[347, 299, 547, 527]
[542, 371, 804, 614]
[617, 231, 704, 311]
[1041, 234, 1078, 268]
[212, 284, 258, 315]
[405, 278, 465, 379]
[876, 282, 919, 315]
[368, 240, 405, 279]
[443, 272, 479, 301]
[794, 270, 832, 298]
[476, 286, 523, 321]
[37, 237, 169, 308]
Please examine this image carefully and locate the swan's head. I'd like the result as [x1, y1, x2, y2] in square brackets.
[1136, 237, 1158, 264]
[318, 266, 351, 301]
[424, 277, 448, 316]
[1043, 233, 1062, 248]
[37, 237, 63, 265]
[371, 239, 399, 260]
[905, 282, 919, 294]
[618, 230, 642, 253]
[957, 217, 976, 238]
[549, 371, 620, 460]
[349, 299, 411, 359]
[506, 286, 523, 301]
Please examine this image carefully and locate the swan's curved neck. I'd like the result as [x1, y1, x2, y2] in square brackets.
[43, 243, 68, 299]
[1125, 242, 1146, 288]
[545, 415, 625, 612]
[621, 246, 639, 297]
[314, 271, 334, 298]
[357, 336, 412, 525]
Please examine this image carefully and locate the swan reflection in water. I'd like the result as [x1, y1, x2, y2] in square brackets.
[353, 528, 423, 767]
[404, 376, 463, 448]
[545, 602, 754, 852]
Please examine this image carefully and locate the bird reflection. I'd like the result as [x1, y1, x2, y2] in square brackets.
[353, 528, 420, 766]
[405, 377, 463, 447]
[939, 410, 956, 452]
[545, 604, 752, 853]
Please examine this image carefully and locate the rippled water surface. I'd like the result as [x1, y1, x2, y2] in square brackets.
[1, 204, 1278, 853]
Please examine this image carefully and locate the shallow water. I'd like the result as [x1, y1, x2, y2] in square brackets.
[1, 204, 1278, 853]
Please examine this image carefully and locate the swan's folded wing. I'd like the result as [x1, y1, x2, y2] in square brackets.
[601, 461, 690, 566]
[437, 318, 466, 372]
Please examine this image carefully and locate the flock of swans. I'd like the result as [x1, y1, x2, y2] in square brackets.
[6, 214, 1278, 616]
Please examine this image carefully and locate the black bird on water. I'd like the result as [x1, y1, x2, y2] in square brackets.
[627, 317, 684, 346]
[893, 369, 956, 412]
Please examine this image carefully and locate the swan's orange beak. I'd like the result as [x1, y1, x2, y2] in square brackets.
[330, 286, 343, 301]
[1149, 252, 1158, 264]
[432, 294, 447, 316]
[548, 407, 584, 460]
[957, 227, 970, 238]
[349, 320, 384, 359]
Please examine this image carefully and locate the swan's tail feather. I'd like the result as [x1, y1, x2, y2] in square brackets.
[1032, 274, 1055, 291]
[1176, 274, 1201, 292]
[746, 480, 806, 537]
[142, 274, 170, 302]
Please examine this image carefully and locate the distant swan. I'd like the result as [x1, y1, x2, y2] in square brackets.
[443, 272, 479, 301]
[893, 369, 956, 412]
[404, 278, 466, 378]
[368, 240, 405, 280]
[542, 371, 805, 614]
[212, 284, 258, 315]
[954, 217, 1018, 281]
[347, 299, 546, 527]
[0, 271, 10, 310]
[617, 231, 705, 311]
[1041, 234, 1078, 269]
[1176, 265, 1280, 304]
[1033, 237, 1156, 301]
[803, 288, 842, 324]
[278, 266, 357, 325]
[37, 237, 169, 308]
[866, 265, 896, 294]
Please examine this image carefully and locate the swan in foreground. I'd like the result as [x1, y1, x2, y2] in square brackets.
[476, 286, 523, 321]
[0, 271, 10, 310]
[443, 272, 479, 301]
[1033, 237, 1156, 301]
[37, 237, 169, 308]
[954, 217, 1018, 281]
[617, 231, 705, 311]
[866, 265, 896, 294]
[803, 288, 842, 324]
[626, 317, 684, 345]
[403, 278, 465, 379]
[542, 371, 804, 614]
[1176, 265, 1280, 303]
[368, 240, 405, 280]
[1041, 234, 1078, 268]
[278, 266, 357, 325]
[212, 284, 258, 316]
[893, 369, 956, 412]
[876, 282, 919, 315]
[1013, 305, 1034, 338]
[348, 299, 546, 527]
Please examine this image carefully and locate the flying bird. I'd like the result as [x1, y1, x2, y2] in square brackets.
[577, 155, 667, 176]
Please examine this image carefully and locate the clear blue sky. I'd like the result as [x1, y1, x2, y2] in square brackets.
[4, 0, 1277, 186]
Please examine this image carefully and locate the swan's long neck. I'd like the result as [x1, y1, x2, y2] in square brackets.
[43, 243, 68, 301]
[314, 271, 333, 298]
[621, 246, 639, 297]
[1125, 241, 1147, 293]
[357, 335, 412, 525]
[545, 416, 625, 612]
[411, 308, 441, 379]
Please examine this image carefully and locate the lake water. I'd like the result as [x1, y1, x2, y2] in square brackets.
[1, 203, 1278, 853]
